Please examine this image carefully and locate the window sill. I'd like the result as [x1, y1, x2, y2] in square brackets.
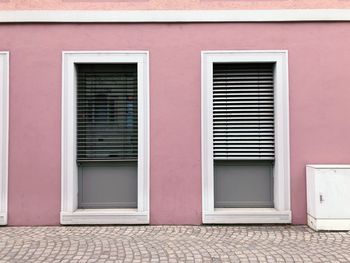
[60, 209, 149, 225]
[203, 208, 291, 224]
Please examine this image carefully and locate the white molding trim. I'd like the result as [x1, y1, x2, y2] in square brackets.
[1, 9, 350, 23]
[204, 209, 291, 224]
[0, 52, 9, 226]
[61, 209, 149, 225]
[61, 51, 150, 225]
[201, 50, 291, 224]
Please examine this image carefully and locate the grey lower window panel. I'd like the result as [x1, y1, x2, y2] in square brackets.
[214, 160, 274, 208]
[78, 161, 138, 209]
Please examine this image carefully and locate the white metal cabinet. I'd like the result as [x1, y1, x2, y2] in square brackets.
[306, 165, 350, 231]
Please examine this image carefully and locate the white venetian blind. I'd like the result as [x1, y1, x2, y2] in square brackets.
[213, 63, 275, 160]
[77, 64, 138, 162]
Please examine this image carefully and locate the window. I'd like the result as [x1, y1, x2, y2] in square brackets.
[77, 64, 138, 163]
[61, 51, 149, 224]
[0, 52, 9, 225]
[213, 63, 275, 209]
[77, 64, 138, 209]
[202, 51, 291, 224]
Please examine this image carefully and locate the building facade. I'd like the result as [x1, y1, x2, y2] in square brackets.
[0, 1, 350, 226]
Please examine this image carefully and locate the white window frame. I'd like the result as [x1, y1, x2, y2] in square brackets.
[201, 50, 291, 224]
[0, 52, 9, 225]
[61, 51, 149, 224]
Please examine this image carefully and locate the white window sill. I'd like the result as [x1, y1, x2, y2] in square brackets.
[60, 209, 149, 225]
[203, 208, 291, 224]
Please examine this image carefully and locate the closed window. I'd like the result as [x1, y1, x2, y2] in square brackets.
[77, 64, 138, 209]
[77, 64, 138, 162]
[202, 51, 290, 224]
[213, 63, 274, 208]
[61, 52, 149, 225]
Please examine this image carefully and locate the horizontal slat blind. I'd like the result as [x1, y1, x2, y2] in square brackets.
[213, 63, 275, 160]
[77, 64, 138, 162]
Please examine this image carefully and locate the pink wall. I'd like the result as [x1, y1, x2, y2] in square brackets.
[1, 23, 350, 225]
[1, 0, 350, 10]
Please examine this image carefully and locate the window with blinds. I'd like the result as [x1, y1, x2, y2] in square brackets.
[213, 63, 275, 161]
[76, 64, 138, 162]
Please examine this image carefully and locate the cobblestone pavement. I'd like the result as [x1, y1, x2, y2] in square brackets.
[0, 226, 349, 263]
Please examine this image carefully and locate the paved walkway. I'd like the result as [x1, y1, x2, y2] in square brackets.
[0, 225, 349, 262]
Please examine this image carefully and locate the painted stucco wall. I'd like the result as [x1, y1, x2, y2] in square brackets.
[0, 0, 350, 10]
[1, 23, 350, 225]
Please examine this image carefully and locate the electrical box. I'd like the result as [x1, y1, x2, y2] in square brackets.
[306, 165, 350, 231]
